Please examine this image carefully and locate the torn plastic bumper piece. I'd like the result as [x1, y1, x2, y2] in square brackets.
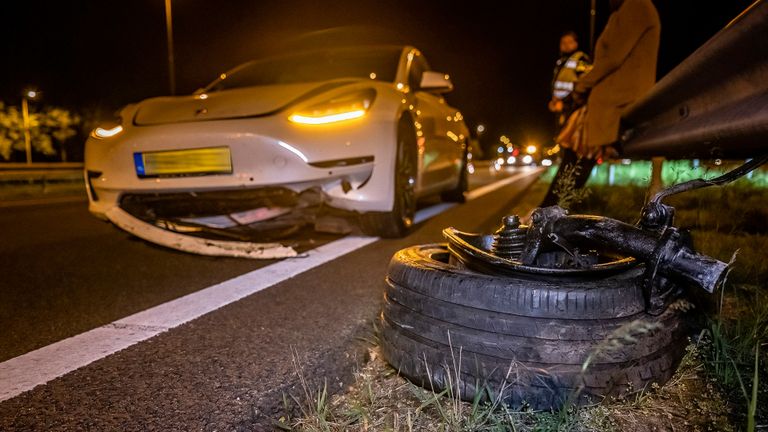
[104, 185, 365, 258]
[105, 206, 298, 259]
[117, 186, 360, 240]
[119, 187, 303, 221]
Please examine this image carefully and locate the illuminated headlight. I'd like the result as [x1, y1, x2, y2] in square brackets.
[542, 159, 553, 166]
[289, 89, 376, 125]
[496, 157, 505, 165]
[507, 156, 515, 164]
[522, 155, 533, 164]
[92, 124, 123, 139]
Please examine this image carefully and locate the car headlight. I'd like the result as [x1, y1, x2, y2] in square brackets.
[289, 89, 376, 125]
[91, 122, 124, 139]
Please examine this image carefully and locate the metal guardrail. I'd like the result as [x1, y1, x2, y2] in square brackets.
[621, 0, 768, 159]
[0, 164, 84, 202]
[0, 170, 82, 181]
[0, 162, 84, 171]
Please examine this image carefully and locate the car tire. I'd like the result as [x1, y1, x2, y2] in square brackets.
[380, 244, 692, 410]
[360, 117, 417, 238]
[440, 147, 468, 203]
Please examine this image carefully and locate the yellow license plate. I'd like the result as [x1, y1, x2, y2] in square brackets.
[134, 147, 232, 178]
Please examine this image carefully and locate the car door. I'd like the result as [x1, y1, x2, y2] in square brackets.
[408, 53, 462, 192]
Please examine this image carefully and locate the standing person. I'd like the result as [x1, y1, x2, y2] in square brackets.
[548, 31, 592, 128]
[540, 0, 661, 208]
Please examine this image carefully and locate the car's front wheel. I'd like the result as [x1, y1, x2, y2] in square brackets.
[360, 118, 417, 238]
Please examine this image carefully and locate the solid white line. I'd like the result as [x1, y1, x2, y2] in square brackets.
[0, 168, 541, 402]
[0, 236, 377, 402]
[413, 168, 541, 224]
[465, 168, 541, 201]
[413, 202, 455, 224]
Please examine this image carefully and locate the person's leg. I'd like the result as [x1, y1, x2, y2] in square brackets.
[540, 148, 579, 207]
[647, 157, 665, 200]
[571, 156, 597, 190]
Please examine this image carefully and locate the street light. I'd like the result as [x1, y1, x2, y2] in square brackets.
[589, 0, 597, 57]
[165, 0, 176, 95]
[21, 88, 40, 165]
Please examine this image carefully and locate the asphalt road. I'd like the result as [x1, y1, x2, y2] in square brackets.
[0, 164, 542, 431]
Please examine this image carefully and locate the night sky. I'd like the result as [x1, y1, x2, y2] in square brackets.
[1, 0, 755, 154]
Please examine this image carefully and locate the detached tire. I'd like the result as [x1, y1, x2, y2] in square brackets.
[360, 117, 417, 238]
[380, 244, 692, 410]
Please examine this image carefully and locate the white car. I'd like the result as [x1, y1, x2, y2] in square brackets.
[85, 45, 469, 238]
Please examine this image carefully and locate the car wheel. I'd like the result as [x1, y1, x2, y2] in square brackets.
[440, 146, 468, 203]
[361, 118, 417, 238]
[380, 244, 692, 410]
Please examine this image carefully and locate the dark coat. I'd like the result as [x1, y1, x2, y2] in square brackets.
[575, 0, 661, 150]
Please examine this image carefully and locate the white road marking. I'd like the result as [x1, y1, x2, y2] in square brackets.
[0, 168, 541, 402]
[0, 236, 376, 402]
[413, 169, 540, 225]
[413, 202, 455, 224]
[465, 168, 540, 201]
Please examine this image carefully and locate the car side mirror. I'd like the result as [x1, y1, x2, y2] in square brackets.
[419, 71, 454, 93]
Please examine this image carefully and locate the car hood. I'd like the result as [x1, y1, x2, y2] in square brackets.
[133, 81, 353, 126]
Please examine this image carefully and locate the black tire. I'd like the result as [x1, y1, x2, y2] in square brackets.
[380, 244, 693, 410]
[360, 117, 418, 238]
[440, 147, 468, 203]
[388, 245, 647, 320]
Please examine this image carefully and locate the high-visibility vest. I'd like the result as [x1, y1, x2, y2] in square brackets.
[552, 51, 591, 100]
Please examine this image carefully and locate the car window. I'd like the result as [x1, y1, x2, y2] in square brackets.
[208, 47, 402, 91]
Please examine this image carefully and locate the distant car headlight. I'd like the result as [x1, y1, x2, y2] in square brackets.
[522, 155, 533, 164]
[91, 123, 124, 139]
[289, 89, 376, 125]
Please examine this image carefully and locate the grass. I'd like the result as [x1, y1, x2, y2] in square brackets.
[551, 160, 591, 209]
[280, 342, 735, 432]
[281, 169, 767, 431]
[702, 282, 767, 431]
[541, 159, 768, 189]
[567, 173, 767, 431]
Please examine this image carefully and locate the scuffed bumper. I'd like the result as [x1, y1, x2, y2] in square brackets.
[105, 207, 298, 259]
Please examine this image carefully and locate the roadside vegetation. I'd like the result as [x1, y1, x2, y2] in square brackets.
[0, 101, 80, 162]
[279, 161, 767, 432]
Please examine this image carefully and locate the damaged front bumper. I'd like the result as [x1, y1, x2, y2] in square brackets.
[118, 185, 363, 240]
[98, 185, 366, 259]
[105, 206, 299, 259]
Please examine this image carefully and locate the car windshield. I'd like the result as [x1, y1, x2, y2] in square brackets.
[207, 47, 402, 91]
